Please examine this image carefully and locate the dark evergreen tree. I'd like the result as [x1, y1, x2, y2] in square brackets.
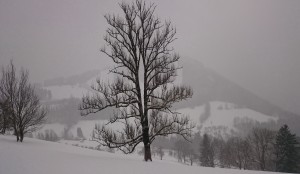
[77, 127, 84, 139]
[200, 102, 211, 123]
[274, 124, 300, 173]
[200, 134, 215, 167]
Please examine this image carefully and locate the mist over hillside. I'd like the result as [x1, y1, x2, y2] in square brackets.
[43, 69, 103, 87]
[40, 58, 300, 135]
[178, 58, 300, 134]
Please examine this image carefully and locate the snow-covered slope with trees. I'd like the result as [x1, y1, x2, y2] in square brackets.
[35, 100, 278, 143]
[41, 58, 300, 135]
[0, 135, 281, 174]
[178, 101, 278, 135]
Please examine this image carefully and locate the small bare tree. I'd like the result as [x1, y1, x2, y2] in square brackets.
[80, 0, 194, 161]
[0, 61, 47, 142]
[156, 146, 164, 160]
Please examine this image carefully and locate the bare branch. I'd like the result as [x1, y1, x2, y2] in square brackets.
[80, 0, 193, 160]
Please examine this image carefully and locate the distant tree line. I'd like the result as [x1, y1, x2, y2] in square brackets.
[164, 124, 299, 173]
[34, 84, 52, 100]
[37, 129, 59, 142]
[0, 61, 47, 142]
[36, 127, 85, 142]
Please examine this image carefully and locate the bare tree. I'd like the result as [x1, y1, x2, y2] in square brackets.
[156, 146, 165, 160]
[0, 62, 17, 134]
[223, 136, 252, 170]
[79, 0, 194, 161]
[174, 139, 191, 163]
[0, 61, 47, 142]
[247, 127, 275, 171]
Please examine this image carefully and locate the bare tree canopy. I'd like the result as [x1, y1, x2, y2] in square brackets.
[247, 127, 275, 171]
[79, 0, 194, 161]
[0, 61, 47, 142]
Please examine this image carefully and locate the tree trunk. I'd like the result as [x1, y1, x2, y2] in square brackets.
[0, 126, 5, 134]
[14, 129, 19, 142]
[20, 133, 24, 142]
[1, 117, 7, 134]
[142, 125, 152, 161]
[20, 130, 24, 142]
[144, 143, 152, 161]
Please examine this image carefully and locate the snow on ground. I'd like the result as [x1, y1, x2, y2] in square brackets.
[0, 135, 280, 174]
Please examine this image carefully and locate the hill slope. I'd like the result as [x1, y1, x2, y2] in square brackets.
[0, 135, 280, 174]
[178, 58, 300, 134]
[41, 58, 300, 134]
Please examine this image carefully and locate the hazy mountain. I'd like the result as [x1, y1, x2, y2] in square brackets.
[41, 58, 300, 134]
[43, 69, 103, 87]
[178, 58, 300, 134]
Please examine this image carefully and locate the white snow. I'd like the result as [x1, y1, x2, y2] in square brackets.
[178, 101, 278, 134]
[45, 85, 88, 100]
[0, 135, 280, 174]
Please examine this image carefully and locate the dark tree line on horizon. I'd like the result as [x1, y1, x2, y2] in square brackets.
[163, 124, 299, 173]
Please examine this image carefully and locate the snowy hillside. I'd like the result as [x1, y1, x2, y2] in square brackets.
[0, 135, 281, 174]
[45, 85, 88, 100]
[41, 59, 300, 135]
[178, 101, 278, 135]
[35, 101, 278, 147]
[44, 68, 111, 101]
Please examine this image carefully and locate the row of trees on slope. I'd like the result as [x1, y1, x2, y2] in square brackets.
[0, 61, 47, 142]
[196, 125, 299, 173]
[36, 127, 85, 142]
[162, 124, 299, 173]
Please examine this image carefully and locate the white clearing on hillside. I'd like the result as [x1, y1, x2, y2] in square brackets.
[178, 101, 278, 134]
[0, 135, 280, 174]
[45, 85, 88, 100]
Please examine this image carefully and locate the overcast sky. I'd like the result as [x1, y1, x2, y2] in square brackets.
[0, 0, 300, 114]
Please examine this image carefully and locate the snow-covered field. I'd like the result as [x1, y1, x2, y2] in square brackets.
[0, 135, 280, 174]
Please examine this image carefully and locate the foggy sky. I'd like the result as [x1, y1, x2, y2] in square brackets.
[0, 0, 300, 115]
